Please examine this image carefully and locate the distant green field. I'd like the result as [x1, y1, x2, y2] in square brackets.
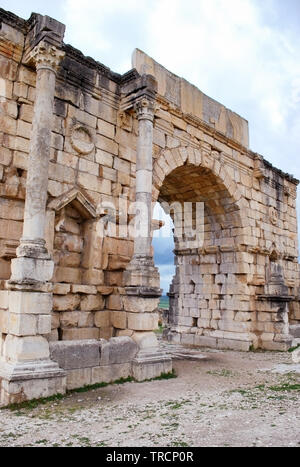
[159, 296, 169, 309]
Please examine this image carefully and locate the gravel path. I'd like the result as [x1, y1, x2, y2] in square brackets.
[0, 346, 299, 447]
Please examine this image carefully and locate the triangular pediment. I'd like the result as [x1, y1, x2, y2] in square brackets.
[48, 187, 97, 219]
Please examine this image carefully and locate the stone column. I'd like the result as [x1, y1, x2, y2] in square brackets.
[133, 97, 155, 259]
[14, 42, 65, 271]
[0, 42, 66, 406]
[123, 92, 172, 380]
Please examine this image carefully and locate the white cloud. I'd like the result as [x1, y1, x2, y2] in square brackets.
[60, 0, 300, 170]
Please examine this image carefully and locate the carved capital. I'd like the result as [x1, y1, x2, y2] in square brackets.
[27, 41, 65, 73]
[134, 97, 156, 122]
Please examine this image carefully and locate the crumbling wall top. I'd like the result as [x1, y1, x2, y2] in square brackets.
[132, 48, 249, 148]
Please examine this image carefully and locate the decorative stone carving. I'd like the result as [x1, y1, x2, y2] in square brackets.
[117, 111, 133, 132]
[134, 97, 156, 122]
[269, 206, 279, 226]
[70, 125, 95, 155]
[26, 41, 65, 73]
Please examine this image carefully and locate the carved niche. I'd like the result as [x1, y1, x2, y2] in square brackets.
[47, 187, 100, 285]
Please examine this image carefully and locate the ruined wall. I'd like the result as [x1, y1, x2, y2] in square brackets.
[0, 9, 138, 344]
[0, 9, 299, 359]
[137, 50, 300, 351]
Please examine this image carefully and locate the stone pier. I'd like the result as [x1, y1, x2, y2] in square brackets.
[123, 80, 172, 380]
[0, 16, 67, 404]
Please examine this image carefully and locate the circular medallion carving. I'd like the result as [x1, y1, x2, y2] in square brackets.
[71, 125, 95, 155]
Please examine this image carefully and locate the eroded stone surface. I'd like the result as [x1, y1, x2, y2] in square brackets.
[0, 7, 299, 405]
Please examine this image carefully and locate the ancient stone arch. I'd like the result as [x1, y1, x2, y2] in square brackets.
[153, 148, 254, 349]
[0, 8, 299, 405]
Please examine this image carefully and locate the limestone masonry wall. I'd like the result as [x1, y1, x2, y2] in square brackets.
[0, 8, 299, 404]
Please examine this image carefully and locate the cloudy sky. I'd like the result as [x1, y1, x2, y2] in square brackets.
[2, 0, 300, 292]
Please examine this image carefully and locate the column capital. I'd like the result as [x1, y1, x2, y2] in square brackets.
[27, 41, 65, 73]
[134, 97, 156, 122]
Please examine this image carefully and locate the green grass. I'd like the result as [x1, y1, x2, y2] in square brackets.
[154, 323, 164, 335]
[68, 376, 135, 394]
[268, 383, 300, 392]
[137, 369, 177, 383]
[288, 344, 300, 353]
[2, 393, 65, 412]
[159, 296, 169, 310]
[207, 369, 235, 377]
[1, 371, 177, 411]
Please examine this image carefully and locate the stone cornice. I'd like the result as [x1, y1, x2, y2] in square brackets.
[0, 8, 27, 31]
[0, 7, 297, 187]
[156, 95, 299, 186]
[62, 43, 122, 84]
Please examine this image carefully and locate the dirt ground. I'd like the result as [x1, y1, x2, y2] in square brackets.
[0, 346, 299, 447]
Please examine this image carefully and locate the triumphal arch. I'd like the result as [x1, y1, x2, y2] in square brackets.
[0, 8, 299, 405]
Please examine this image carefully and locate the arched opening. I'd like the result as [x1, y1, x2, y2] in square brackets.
[153, 160, 252, 349]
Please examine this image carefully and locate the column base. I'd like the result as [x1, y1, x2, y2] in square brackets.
[16, 238, 50, 259]
[132, 348, 172, 382]
[0, 359, 66, 406]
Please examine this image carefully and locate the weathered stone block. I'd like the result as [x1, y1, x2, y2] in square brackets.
[53, 266, 81, 284]
[97, 119, 115, 139]
[194, 335, 217, 348]
[217, 338, 251, 351]
[47, 329, 59, 342]
[51, 312, 60, 330]
[9, 313, 38, 336]
[38, 315, 52, 335]
[10, 257, 54, 283]
[110, 311, 127, 329]
[100, 336, 138, 365]
[61, 328, 99, 340]
[122, 296, 159, 313]
[78, 312, 94, 328]
[132, 358, 172, 382]
[82, 269, 104, 285]
[1, 375, 66, 406]
[94, 310, 111, 328]
[128, 312, 158, 331]
[3, 335, 50, 361]
[53, 294, 80, 312]
[50, 339, 101, 370]
[71, 285, 97, 294]
[107, 294, 123, 310]
[0, 310, 9, 333]
[0, 290, 8, 309]
[131, 331, 158, 349]
[53, 283, 71, 295]
[99, 326, 114, 339]
[181, 333, 195, 345]
[66, 368, 92, 390]
[59, 311, 80, 328]
[91, 363, 131, 385]
[80, 294, 104, 311]
[9, 291, 52, 315]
